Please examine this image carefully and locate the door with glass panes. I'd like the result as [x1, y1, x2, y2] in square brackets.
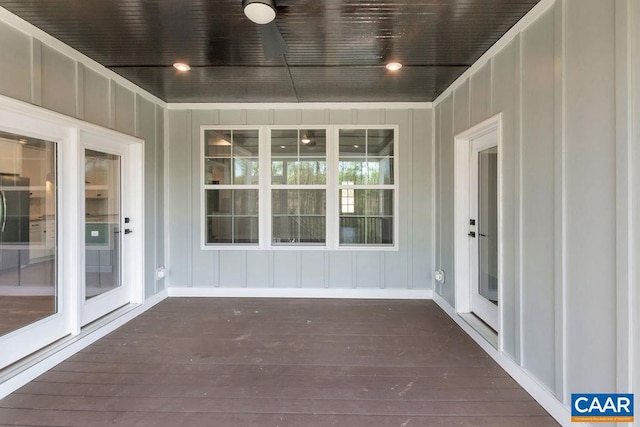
[81, 132, 141, 326]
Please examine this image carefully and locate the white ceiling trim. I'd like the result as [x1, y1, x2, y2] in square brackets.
[167, 102, 432, 110]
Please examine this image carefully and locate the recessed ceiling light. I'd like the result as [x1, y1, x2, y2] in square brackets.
[173, 62, 191, 72]
[353, 144, 359, 148]
[280, 145, 286, 149]
[301, 138, 311, 144]
[386, 62, 403, 71]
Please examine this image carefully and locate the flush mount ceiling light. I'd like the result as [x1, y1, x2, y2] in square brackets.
[386, 62, 403, 71]
[243, 0, 276, 24]
[173, 62, 191, 72]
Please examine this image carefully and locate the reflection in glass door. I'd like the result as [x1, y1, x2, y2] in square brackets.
[478, 147, 498, 306]
[0, 130, 64, 368]
[84, 150, 121, 300]
[469, 133, 499, 331]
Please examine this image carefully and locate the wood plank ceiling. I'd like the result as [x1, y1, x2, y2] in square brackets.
[0, 0, 540, 103]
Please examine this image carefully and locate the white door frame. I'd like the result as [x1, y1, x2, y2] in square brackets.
[454, 114, 503, 345]
[79, 130, 144, 326]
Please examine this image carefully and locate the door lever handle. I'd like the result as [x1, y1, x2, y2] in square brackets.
[124, 229, 133, 234]
[479, 233, 487, 237]
[468, 231, 476, 238]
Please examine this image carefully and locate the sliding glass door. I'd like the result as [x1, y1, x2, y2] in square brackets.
[0, 101, 144, 371]
[0, 130, 68, 368]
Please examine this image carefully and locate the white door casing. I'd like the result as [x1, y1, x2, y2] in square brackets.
[454, 114, 503, 343]
[80, 130, 144, 326]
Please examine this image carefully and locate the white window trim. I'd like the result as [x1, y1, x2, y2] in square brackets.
[331, 125, 399, 251]
[200, 126, 263, 249]
[201, 124, 399, 251]
[267, 126, 330, 249]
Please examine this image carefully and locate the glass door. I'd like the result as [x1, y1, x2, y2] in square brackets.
[81, 146, 130, 325]
[469, 134, 499, 331]
[0, 130, 68, 368]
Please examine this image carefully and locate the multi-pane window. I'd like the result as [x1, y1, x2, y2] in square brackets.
[271, 129, 327, 245]
[202, 126, 396, 248]
[338, 129, 395, 245]
[203, 129, 259, 244]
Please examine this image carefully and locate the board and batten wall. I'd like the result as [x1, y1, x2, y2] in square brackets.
[434, 0, 639, 423]
[166, 107, 433, 295]
[0, 8, 166, 299]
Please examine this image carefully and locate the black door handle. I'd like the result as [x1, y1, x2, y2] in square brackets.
[468, 231, 476, 238]
[124, 229, 133, 234]
[479, 233, 487, 237]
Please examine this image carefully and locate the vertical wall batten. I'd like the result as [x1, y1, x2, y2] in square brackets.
[514, 34, 522, 367]
[614, 0, 633, 394]
[435, 106, 442, 296]
[156, 105, 166, 294]
[631, 0, 640, 400]
[439, 96, 455, 304]
[30, 38, 41, 106]
[553, 0, 567, 402]
[75, 63, 83, 120]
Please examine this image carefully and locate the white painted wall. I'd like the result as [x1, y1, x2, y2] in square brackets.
[166, 107, 433, 295]
[0, 8, 167, 299]
[434, 0, 639, 424]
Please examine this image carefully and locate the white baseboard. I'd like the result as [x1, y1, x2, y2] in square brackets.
[432, 292, 579, 427]
[0, 289, 169, 400]
[168, 286, 433, 300]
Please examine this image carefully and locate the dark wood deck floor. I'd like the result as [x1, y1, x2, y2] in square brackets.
[0, 298, 559, 426]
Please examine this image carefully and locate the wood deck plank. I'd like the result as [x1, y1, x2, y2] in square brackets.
[0, 298, 559, 426]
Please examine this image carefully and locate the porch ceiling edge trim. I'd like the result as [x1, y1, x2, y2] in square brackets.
[433, 0, 557, 106]
[166, 102, 433, 110]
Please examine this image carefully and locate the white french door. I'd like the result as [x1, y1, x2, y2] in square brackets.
[0, 99, 144, 374]
[80, 131, 143, 326]
[454, 114, 502, 340]
[468, 132, 499, 330]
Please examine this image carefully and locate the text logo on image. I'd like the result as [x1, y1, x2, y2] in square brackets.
[571, 394, 634, 423]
